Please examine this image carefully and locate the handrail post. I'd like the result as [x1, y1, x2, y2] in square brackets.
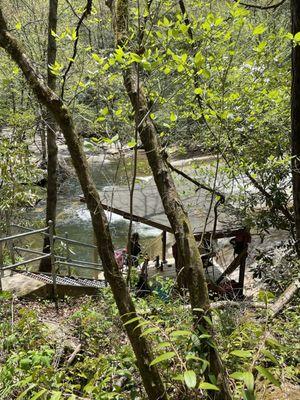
[162, 230, 167, 262]
[49, 220, 58, 310]
[65, 232, 71, 277]
[238, 253, 247, 298]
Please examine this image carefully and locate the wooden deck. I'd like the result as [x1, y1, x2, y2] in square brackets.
[146, 258, 223, 282]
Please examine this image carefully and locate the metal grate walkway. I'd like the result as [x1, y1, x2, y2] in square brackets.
[14, 270, 106, 289]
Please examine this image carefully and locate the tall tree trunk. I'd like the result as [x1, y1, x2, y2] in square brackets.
[40, 0, 58, 272]
[110, 0, 209, 318]
[108, 1, 231, 398]
[291, 0, 300, 254]
[0, 10, 167, 400]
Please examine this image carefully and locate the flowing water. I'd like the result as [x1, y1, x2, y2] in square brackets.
[28, 152, 163, 274]
[22, 150, 288, 280]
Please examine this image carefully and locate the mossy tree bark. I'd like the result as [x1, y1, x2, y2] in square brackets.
[291, 0, 300, 255]
[0, 9, 167, 400]
[110, 0, 209, 319]
[40, 0, 58, 272]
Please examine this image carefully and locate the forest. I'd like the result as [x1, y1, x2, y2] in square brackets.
[0, 0, 299, 399]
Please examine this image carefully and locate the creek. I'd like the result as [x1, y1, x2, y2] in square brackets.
[29, 151, 173, 273]
[24, 149, 288, 281]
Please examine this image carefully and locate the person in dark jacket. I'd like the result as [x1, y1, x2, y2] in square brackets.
[130, 232, 141, 257]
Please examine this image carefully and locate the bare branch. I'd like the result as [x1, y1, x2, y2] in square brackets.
[61, 0, 92, 100]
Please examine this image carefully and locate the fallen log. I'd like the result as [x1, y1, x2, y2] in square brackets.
[271, 279, 300, 317]
[66, 344, 82, 365]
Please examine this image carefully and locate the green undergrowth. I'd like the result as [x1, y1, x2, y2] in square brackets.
[0, 284, 299, 400]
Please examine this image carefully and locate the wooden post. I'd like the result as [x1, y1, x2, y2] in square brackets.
[0, 241, 3, 292]
[238, 253, 247, 298]
[162, 231, 167, 262]
[216, 249, 247, 285]
[49, 220, 58, 309]
[65, 232, 71, 276]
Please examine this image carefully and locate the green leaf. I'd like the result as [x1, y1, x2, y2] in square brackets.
[111, 134, 119, 142]
[231, 350, 252, 358]
[130, 53, 142, 63]
[261, 349, 278, 365]
[71, 29, 77, 41]
[30, 389, 47, 400]
[51, 29, 58, 38]
[133, 320, 151, 331]
[84, 380, 95, 394]
[294, 32, 300, 42]
[184, 370, 197, 388]
[253, 25, 266, 35]
[194, 87, 203, 95]
[127, 140, 137, 148]
[199, 382, 219, 391]
[102, 106, 109, 116]
[92, 53, 104, 64]
[255, 366, 280, 387]
[265, 338, 281, 349]
[84, 141, 95, 151]
[140, 327, 160, 337]
[50, 392, 62, 400]
[115, 46, 125, 61]
[186, 354, 203, 362]
[170, 330, 192, 337]
[124, 316, 141, 326]
[199, 333, 211, 339]
[16, 385, 36, 400]
[15, 21, 22, 30]
[254, 41, 267, 53]
[173, 373, 184, 382]
[96, 116, 106, 122]
[258, 290, 275, 304]
[150, 351, 176, 366]
[194, 51, 204, 67]
[231, 371, 254, 392]
[203, 315, 213, 326]
[181, 53, 188, 63]
[170, 112, 177, 122]
[156, 341, 171, 349]
[20, 358, 32, 370]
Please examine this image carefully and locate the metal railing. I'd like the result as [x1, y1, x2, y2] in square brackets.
[0, 221, 104, 302]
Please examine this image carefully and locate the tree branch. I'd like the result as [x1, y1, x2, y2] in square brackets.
[165, 157, 225, 202]
[233, 0, 287, 10]
[60, 0, 92, 100]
